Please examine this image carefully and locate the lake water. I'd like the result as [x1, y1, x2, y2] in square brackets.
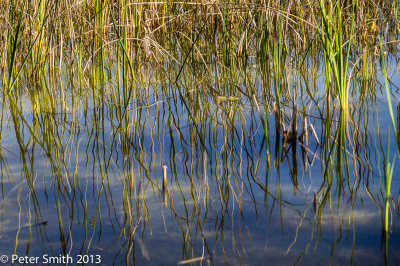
[0, 59, 399, 266]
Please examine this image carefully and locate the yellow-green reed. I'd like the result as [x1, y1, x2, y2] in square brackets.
[315, 0, 354, 113]
[380, 39, 398, 265]
[0, 1, 399, 264]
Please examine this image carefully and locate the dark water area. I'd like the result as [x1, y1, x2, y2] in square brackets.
[0, 60, 400, 266]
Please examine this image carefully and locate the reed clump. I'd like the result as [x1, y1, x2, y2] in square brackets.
[0, 1, 398, 88]
[0, 2, 399, 265]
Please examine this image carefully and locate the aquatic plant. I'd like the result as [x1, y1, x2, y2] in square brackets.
[315, 0, 354, 113]
[0, 1, 399, 265]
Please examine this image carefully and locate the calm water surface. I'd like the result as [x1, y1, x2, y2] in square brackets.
[0, 62, 400, 266]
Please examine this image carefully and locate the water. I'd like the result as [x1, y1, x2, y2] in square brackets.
[0, 61, 400, 266]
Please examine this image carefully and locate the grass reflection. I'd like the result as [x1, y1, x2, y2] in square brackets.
[0, 1, 399, 265]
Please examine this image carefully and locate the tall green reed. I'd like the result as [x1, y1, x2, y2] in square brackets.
[316, 0, 354, 113]
[377, 36, 399, 265]
[382, 128, 394, 265]
[380, 40, 400, 159]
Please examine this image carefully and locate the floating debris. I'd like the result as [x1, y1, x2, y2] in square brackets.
[178, 255, 210, 265]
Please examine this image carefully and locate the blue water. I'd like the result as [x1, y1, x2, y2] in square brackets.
[0, 63, 399, 266]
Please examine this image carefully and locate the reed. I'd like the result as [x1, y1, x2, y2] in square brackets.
[0, 1, 399, 265]
[380, 39, 400, 158]
[380, 40, 397, 265]
[315, 0, 354, 113]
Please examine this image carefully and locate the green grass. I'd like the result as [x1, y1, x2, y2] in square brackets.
[315, 0, 354, 113]
[0, 1, 399, 263]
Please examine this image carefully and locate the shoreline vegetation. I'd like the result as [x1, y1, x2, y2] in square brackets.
[1, 1, 399, 89]
[1, 0, 399, 148]
[0, 0, 400, 265]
